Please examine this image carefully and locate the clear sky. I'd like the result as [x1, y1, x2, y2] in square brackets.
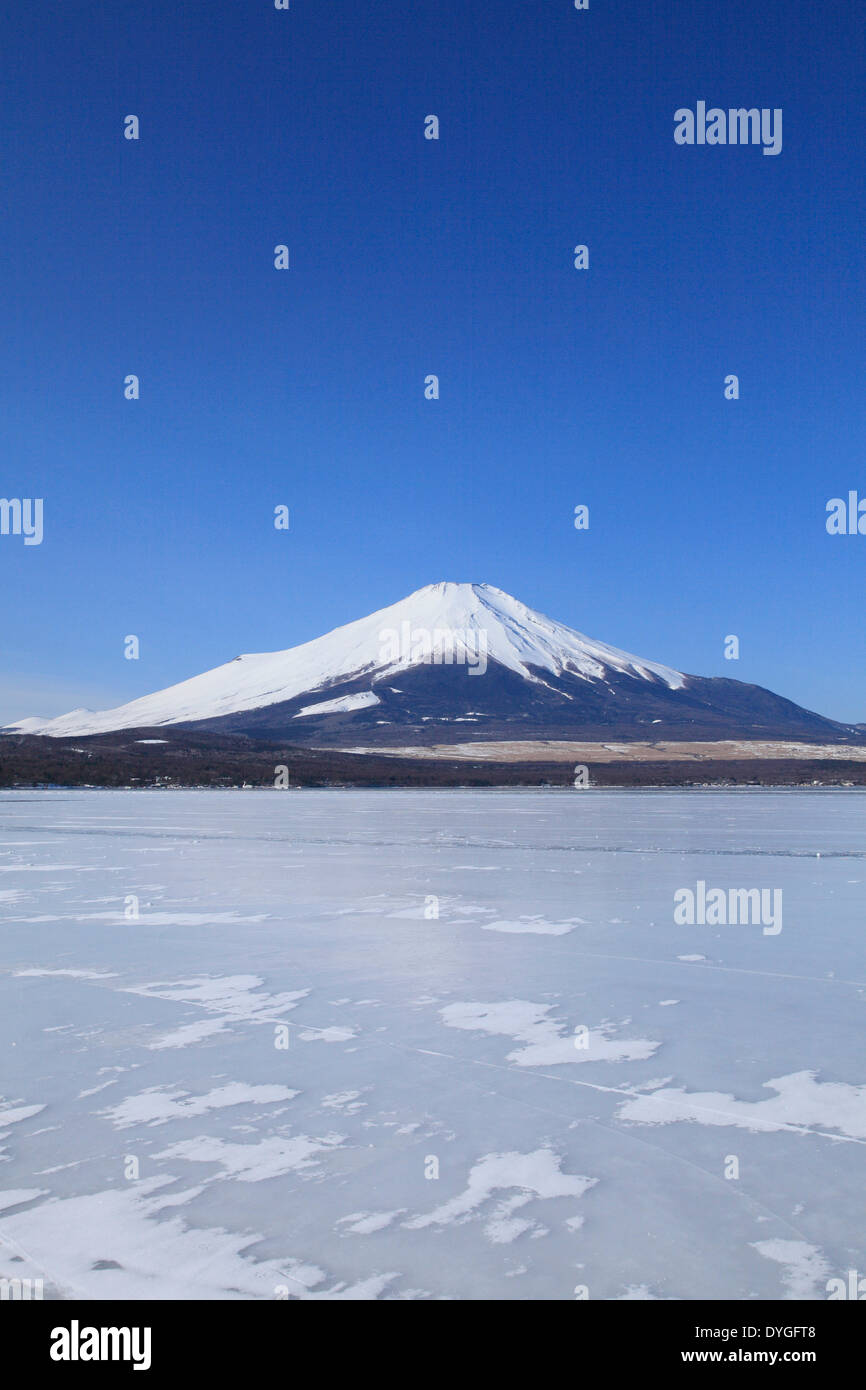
[2, 0, 864, 725]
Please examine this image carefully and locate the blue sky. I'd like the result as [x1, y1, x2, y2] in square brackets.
[2, 0, 864, 724]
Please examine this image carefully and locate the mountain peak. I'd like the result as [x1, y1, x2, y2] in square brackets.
[4, 582, 688, 737]
[4, 581, 851, 746]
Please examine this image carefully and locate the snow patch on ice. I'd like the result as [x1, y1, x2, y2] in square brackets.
[154, 1132, 344, 1182]
[481, 916, 586, 936]
[0, 1188, 48, 1211]
[320, 1091, 366, 1113]
[299, 1027, 357, 1044]
[337, 1210, 406, 1235]
[404, 1149, 595, 1240]
[0, 1175, 390, 1299]
[101, 1083, 299, 1129]
[15, 968, 118, 980]
[751, 1239, 832, 1299]
[27, 911, 270, 927]
[618, 1071, 866, 1140]
[123, 975, 310, 1050]
[0, 1101, 46, 1130]
[441, 1000, 659, 1068]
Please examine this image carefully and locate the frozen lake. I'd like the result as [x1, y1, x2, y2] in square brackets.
[1, 787, 864, 1301]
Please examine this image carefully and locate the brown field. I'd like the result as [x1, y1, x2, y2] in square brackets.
[334, 739, 866, 763]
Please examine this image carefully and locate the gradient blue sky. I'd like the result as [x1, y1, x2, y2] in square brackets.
[2, 0, 864, 725]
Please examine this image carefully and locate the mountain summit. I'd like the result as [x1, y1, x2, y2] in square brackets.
[5, 582, 856, 746]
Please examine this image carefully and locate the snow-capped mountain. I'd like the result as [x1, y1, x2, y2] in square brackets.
[4, 582, 855, 745]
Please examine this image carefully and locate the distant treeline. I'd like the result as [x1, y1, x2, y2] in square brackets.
[1, 731, 865, 790]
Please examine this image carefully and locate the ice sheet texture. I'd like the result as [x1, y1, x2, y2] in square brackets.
[0, 787, 863, 1300]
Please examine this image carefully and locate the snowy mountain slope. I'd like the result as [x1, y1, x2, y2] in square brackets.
[3, 581, 856, 745]
[5, 583, 685, 737]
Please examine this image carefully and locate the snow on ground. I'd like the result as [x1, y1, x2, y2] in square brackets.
[480, 916, 586, 935]
[0, 787, 864, 1300]
[294, 691, 381, 719]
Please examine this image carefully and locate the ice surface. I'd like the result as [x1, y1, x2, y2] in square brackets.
[1, 787, 864, 1300]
